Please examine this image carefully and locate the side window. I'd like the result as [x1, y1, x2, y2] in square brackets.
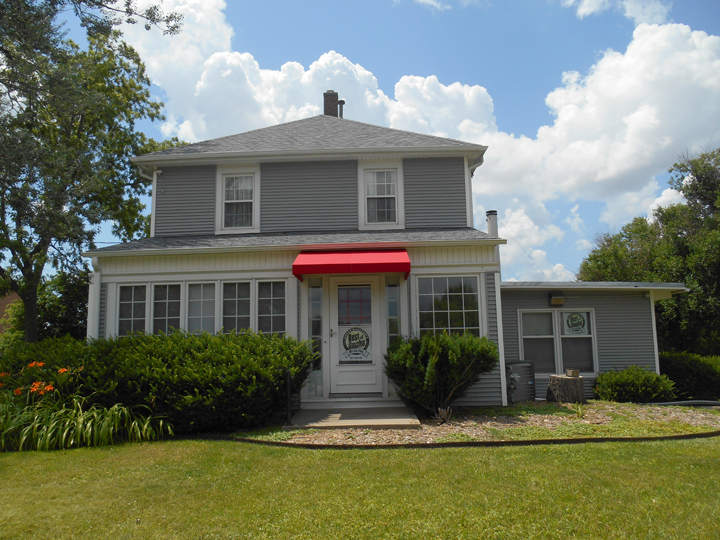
[118, 285, 146, 336]
[386, 276, 401, 344]
[366, 170, 397, 224]
[417, 276, 480, 336]
[258, 282, 285, 334]
[153, 284, 181, 334]
[188, 283, 215, 333]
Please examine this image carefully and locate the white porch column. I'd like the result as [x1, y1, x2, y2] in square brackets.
[86, 257, 102, 340]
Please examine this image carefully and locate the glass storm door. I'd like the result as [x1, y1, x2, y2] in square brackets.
[329, 277, 383, 394]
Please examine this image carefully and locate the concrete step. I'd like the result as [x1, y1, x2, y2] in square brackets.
[284, 406, 421, 431]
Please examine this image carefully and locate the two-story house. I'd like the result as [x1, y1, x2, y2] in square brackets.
[85, 90, 686, 408]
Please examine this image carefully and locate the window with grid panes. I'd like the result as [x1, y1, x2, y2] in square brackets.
[258, 282, 285, 334]
[307, 278, 323, 397]
[153, 284, 180, 334]
[366, 170, 397, 223]
[418, 277, 480, 336]
[118, 285, 146, 335]
[188, 283, 215, 333]
[222, 282, 251, 332]
[386, 276, 401, 344]
[224, 175, 253, 228]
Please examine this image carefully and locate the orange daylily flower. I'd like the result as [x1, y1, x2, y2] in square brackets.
[58, 368, 69, 374]
[44, 384, 54, 392]
[0, 372, 9, 377]
[27, 362, 45, 368]
[14, 388, 23, 396]
[0, 383, 4, 389]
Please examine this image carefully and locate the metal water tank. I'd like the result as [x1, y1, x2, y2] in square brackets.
[507, 362, 536, 402]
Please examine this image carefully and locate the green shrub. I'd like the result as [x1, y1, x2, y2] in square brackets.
[0, 394, 172, 451]
[660, 352, 720, 400]
[0, 331, 315, 433]
[384, 332, 498, 417]
[594, 366, 676, 403]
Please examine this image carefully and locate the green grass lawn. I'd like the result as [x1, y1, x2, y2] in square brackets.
[2, 437, 719, 539]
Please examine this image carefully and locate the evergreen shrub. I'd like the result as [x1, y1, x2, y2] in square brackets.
[594, 366, 676, 403]
[0, 331, 314, 433]
[384, 332, 498, 417]
[659, 352, 720, 400]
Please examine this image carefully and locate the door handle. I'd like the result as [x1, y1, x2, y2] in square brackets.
[330, 329, 336, 337]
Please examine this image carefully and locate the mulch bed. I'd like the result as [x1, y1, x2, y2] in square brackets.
[242, 402, 720, 447]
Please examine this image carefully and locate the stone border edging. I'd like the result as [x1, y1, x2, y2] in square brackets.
[234, 429, 720, 450]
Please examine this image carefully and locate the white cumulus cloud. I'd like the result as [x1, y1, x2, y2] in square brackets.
[121, 3, 720, 281]
[561, 0, 670, 25]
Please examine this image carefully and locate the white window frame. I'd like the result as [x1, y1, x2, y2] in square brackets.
[220, 280, 254, 334]
[150, 282, 183, 335]
[413, 274, 483, 337]
[116, 283, 150, 336]
[215, 164, 261, 234]
[186, 281, 218, 334]
[358, 159, 404, 230]
[518, 308, 598, 375]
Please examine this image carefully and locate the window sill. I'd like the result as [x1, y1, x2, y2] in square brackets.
[215, 227, 261, 235]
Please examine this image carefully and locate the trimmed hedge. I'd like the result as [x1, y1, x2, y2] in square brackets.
[594, 366, 676, 403]
[660, 352, 720, 400]
[0, 331, 314, 433]
[384, 331, 498, 417]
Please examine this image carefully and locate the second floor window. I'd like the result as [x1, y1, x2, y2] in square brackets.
[366, 170, 397, 223]
[224, 175, 254, 228]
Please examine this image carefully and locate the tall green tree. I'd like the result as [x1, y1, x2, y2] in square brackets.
[0, 29, 173, 341]
[1, 1, 183, 343]
[578, 148, 720, 355]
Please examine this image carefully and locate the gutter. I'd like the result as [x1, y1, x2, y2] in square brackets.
[83, 237, 508, 259]
[131, 145, 488, 168]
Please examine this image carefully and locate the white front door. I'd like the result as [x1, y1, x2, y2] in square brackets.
[329, 276, 383, 394]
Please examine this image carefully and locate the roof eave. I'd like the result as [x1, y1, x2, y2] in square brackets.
[83, 237, 507, 258]
[131, 145, 488, 168]
[500, 281, 689, 295]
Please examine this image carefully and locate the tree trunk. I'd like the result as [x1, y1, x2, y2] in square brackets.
[546, 375, 586, 403]
[20, 286, 39, 343]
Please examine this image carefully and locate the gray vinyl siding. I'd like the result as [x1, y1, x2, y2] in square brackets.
[453, 273, 503, 407]
[404, 157, 467, 229]
[261, 161, 358, 233]
[153, 166, 216, 237]
[501, 289, 658, 399]
[98, 283, 107, 339]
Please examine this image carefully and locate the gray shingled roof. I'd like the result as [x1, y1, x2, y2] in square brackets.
[134, 115, 482, 160]
[86, 228, 498, 256]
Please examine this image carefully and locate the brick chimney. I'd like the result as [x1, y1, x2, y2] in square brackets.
[324, 90, 339, 117]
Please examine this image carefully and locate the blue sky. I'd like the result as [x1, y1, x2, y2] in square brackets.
[90, 0, 720, 281]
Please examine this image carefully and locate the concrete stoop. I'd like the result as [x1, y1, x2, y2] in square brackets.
[284, 406, 421, 431]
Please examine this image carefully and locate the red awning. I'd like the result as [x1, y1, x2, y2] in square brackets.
[292, 250, 411, 281]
